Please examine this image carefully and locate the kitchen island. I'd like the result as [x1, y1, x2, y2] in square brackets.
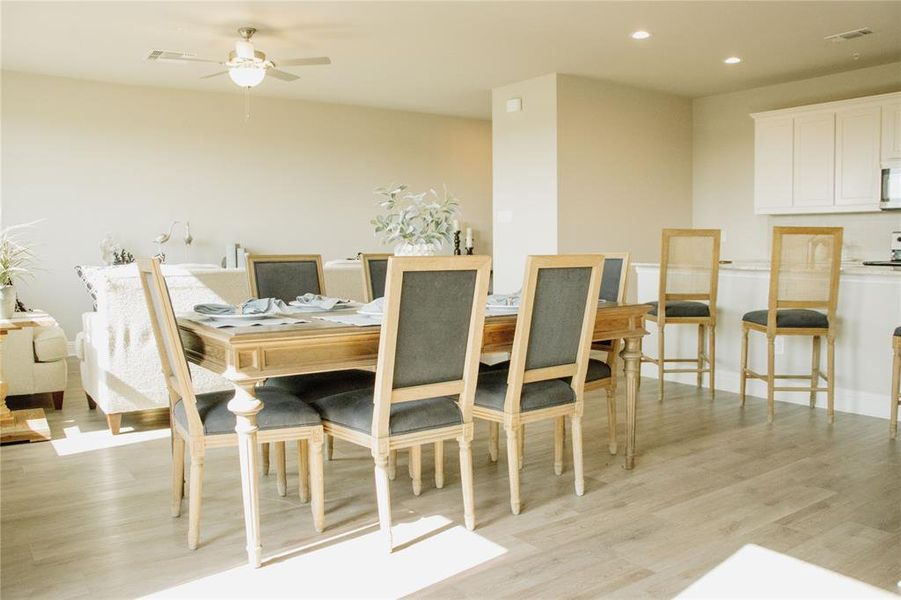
[633, 261, 901, 419]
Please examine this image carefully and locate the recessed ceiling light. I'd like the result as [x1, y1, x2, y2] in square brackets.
[724, 56, 742, 64]
[631, 31, 651, 40]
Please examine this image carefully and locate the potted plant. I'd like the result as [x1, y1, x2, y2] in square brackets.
[371, 184, 460, 256]
[0, 223, 36, 319]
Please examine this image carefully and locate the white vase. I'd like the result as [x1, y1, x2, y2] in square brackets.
[394, 242, 438, 256]
[0, 285, 16, 319]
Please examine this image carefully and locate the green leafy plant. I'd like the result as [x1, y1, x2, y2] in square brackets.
[370, 184, 460, 249]
[0, 222, 37, 286]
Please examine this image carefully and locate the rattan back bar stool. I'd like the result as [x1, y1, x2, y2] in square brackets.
[739, 226, 843, 423]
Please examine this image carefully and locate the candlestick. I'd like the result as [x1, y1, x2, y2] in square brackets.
[465, 227, 473, 248]
[453, 231, 461, 255]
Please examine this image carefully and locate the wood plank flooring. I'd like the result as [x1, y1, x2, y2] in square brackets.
[1, 359, 898, 598]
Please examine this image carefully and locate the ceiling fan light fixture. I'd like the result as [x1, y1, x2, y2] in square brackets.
[235, 40, 255, 60]
[228, 64, 266, 87]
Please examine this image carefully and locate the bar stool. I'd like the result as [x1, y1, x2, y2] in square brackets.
[641, 229, 721, 400]
[891, 326, 900, 439]
[739, 227, 843, 423]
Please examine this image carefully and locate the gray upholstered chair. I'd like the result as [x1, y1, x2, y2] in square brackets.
[892, 327, 900, 439]
[137, 258, 326, 550]
[307, 255, 491, 551]
[474, 255, 603, 515]
[739, 227, 842, 423]
[361, 253, 391, 302]
[246, 254, 325, 302]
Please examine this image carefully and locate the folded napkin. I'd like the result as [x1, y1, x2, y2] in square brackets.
[193, 298, 288, 316]
[359, 297, 385, 315]
[290, 293, 351, 311]
[487, 292, 521, 307]
[193, 303, 237, 315]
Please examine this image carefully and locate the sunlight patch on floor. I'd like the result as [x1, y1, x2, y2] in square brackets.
[51, 425, 170, 456]
[146, 515, 507, 599]
[678, 544, 893, 598]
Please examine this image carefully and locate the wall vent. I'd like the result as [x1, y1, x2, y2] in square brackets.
[824, 27, 873, 42]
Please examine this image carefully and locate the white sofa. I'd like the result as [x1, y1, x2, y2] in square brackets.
[75, 264, 248, 433]
[4, 312, 68, 409]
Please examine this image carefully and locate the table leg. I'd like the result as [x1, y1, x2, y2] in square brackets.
[227, 381, 264, 568]
[621, 334, 642, 470]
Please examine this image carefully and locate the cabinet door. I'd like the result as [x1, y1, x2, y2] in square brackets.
[754, 117, 794, 213]
[882, 100, 901, 162]
[835, 105, 881, 209]
[793, 112, 835, 208]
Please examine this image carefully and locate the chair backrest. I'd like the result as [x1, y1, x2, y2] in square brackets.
[136, 258, 204, 436]
[767, 226, 843, 332]
[504, 255, 604, 414]
[246, 254, 325, 302]
[598, 251, 630, 303]
[361, 253, 391, 302]
[658, 229, 721, 322]
[371, 256, 491, 440]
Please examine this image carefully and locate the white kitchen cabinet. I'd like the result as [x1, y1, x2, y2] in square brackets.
[793, 112, 835, 209]
[835, 105, 881, 209]
[753, 117, 794, 212]
[882, 99, 901, 162]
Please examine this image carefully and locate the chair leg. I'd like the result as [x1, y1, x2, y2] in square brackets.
[697, 325, 705, 388]
[309, 437, 325, 533]
[505, 426, 521, 515]
[275, 441, 287, 497]
[410, 445, 422, 496]
[657, 325, 665, 400]
[326, 435, 334, 461]
[488, 421, 499, 462]
[388, 449, 397, 480]
[51, 390, 64, 411]
[740, 327, 749, 407]
[810, 335, 822, 408]
[171, 435, 185, 517]
[571, 416, 585, 497]
[188, 453, 204, 550]
[554, 416, 564, 475]
[606, 389, 617, 455]
[767, 336, 776, 423]
[298, 439, 310, 503]
[458, 437, 475, 531]
[827, 336, 836, 424]
[517, 425, 524, 470]
[708, 325, 716, 398]
[261, 442, 270, 476]
[106, 413, 122, 435]
[85, 393, 97, 410]
[373, 453, 393, 552]
[637, 337, 643, 391]
[434, 441, 444, 489]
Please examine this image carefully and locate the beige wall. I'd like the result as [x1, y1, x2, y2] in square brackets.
[491, 73, 559, 292]
[557, 74, 693, 261]
[693, 62, 901, 261]
[1, 71, 492, 335]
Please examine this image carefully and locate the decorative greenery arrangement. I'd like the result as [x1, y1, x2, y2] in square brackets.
[0, 223, 36, 287]
[371, 184, 460, 251]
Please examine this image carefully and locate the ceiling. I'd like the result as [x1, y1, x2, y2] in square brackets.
[2, 1, 900, 118]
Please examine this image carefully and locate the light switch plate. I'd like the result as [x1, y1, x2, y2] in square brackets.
[506, 98, 522, 113]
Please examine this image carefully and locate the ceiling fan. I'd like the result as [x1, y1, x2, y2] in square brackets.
[147, 26, 331, 88]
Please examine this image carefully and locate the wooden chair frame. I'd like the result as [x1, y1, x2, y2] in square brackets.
[246, 253, 329, 473]
[641, 229, 721, 400]
[475, 255, 603, 515]
[322, 255, 491, 551]
[137, 258, 325, 550]
[892, 332, 900, 440]
[739, 227, 843, 423]
[361, 253, 392, 302]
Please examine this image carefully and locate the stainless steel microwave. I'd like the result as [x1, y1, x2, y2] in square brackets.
[882, 167, 901, 210]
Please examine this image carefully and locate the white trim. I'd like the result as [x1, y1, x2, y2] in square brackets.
[750, 91, 901, 120]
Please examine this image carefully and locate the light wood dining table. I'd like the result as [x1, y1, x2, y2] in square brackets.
[178, 301, 650, 567]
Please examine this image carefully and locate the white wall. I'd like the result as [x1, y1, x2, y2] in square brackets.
[693, 62, 901, 261]
[1, 71, 492, 336]
[491, 74, 559, 292]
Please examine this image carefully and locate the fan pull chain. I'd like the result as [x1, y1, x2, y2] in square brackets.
[244, 87, 251, 122]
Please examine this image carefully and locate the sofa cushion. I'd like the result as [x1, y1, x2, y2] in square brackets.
[475, 369, 575, 412]
[307, 388, 462, 436]
[174, 387, 321, 436]
[33, 326, 68, 362]
[742, 309, 828, 329]
[646, 300, 710, 318]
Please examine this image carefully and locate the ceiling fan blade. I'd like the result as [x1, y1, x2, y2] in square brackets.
[200, 71, 228, 79]
[274, 57, 331, 67]
[147, 50, 222, 64]
[267, 69, 300, 82]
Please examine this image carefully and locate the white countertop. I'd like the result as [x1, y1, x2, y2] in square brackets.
[634, 260, 901, 277]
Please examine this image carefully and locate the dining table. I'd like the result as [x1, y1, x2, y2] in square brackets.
[178, 301, 650, 568]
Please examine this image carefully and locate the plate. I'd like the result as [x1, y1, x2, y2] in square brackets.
[288, 303, 356, 312]
[204, 313, 271, 321]
[486, 304, 519, 311]
[358, 307, 383, 316]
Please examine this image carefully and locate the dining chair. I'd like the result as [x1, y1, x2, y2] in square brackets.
[640, 229, 721, 400]
[307, 255, 491, 551]
[361, 253, 391, 302]
[892, 327, 900, 439]
[740, 227, 843, 423]
[247, 253, 374, 470]
[475, 254, 603, 515]
[137, 258, 326, 550]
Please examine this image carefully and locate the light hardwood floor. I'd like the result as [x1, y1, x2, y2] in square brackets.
[1, 359, 898, 598]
